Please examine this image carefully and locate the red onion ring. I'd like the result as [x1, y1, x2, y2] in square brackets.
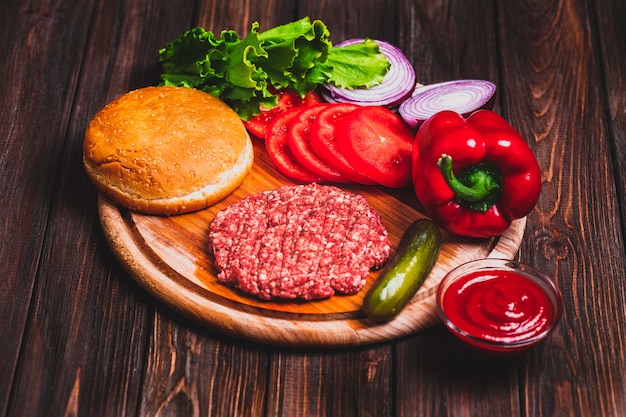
[320, 39, 416, 108]
[398, 79, 496, 128]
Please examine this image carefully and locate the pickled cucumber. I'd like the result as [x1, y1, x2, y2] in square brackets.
[363, 219, 442, 322]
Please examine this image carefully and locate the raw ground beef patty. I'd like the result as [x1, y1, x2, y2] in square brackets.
[208, 183, 391, 300]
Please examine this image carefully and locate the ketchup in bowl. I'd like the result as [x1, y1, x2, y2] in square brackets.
[436, 259, 563, 357]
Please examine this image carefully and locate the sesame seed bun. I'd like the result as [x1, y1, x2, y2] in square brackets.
[83, 86, 254, 215]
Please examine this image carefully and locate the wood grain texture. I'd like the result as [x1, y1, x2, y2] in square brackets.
[138, 314, 270, 417]
[2, 0, 196, 416]
[395, 326, 522, 416]
[2, 0, 626, 416]
[497, 0, 626, 416]
[266, 346, 392, 417]
[596, 1, 626, 222]
[0, 0, 99, 414]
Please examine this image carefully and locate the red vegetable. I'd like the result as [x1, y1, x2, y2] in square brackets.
[288, 104, 349, 182]
[309, 103, 376, 184]
[265, 107, 322, 183]
[245, 89, 322, 140]
[335, 106, 415, 188]
[398, 80, 496, 128]
[302, 90, 324, 105]
[320, 39, 416, 108]
[412, 110, 542, 238]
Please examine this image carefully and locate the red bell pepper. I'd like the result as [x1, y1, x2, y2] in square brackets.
[412, 110, 541, 238]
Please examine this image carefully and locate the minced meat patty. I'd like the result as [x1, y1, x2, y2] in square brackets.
[208, 183, 391, 300]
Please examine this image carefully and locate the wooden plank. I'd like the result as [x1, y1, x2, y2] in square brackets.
[2, 0, 195, 416]
[195, 0, 294, 34]
[594, 2, 626, 414]
[397, 0, 502, 86]
[396, 327, 522, 416]
[497, 0, 626, 416]
[392, 1, 524, 416]
[266, 346, 393, 417]
[596, 1, 626, 218]
[0, 0, 98, 414]
[301, 0, 396, 42]
[138, 314, 269, 417]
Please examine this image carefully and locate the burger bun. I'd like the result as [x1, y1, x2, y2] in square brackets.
[83, 86, 254, 215]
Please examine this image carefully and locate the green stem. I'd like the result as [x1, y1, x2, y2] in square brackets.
[437, 154, 503, 212]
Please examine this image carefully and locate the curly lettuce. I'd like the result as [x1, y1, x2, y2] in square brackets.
[158, 17, 390, 120]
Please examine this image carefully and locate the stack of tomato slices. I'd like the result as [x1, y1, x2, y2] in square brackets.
[244, 90, 416, 188]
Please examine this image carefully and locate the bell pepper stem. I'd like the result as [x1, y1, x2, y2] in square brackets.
[437, 154, 502, 207]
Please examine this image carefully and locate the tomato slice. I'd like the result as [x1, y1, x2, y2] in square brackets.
[265, 107, 322, 183]
[309, 103, 376, 185]
[244, 89, 301, 140]
[244, 89, 322, 140]
[302, 90, 323, 106]
[287, 104, 349, 183]
[334, 106, 415, 188]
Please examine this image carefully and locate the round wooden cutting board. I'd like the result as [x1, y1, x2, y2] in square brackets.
[98, 139, 526, 348]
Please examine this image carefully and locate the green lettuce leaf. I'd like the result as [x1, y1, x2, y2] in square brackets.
[325, 38, 390, 88]
[158, 17, 389, 120]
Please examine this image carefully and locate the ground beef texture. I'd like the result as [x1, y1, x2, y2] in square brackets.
[208, 183, 391, 300]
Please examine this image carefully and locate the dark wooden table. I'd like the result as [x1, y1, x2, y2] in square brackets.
[2, 0, 626, 416]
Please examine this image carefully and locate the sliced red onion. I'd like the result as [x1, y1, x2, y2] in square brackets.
[320, 39, 416, 108]
[398, 79, 496, 128]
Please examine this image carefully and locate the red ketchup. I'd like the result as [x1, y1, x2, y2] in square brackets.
[437, 259, 562, 357]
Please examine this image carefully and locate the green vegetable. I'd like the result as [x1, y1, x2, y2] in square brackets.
[158, 17, 390, 120]
[363, 219, 442, 323]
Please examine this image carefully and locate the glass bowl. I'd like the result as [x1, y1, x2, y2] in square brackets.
[436, 258, 563, 358]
